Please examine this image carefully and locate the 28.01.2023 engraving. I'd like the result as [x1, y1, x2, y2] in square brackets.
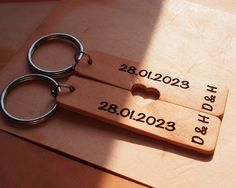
[97, 101, 176, 132]
[118, 64, 190, 89]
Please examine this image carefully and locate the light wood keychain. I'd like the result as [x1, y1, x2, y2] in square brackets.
[0, 33, 228, 154]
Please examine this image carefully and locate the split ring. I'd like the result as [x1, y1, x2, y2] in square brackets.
[28, 33, 84, 78]
[0, 74, 60, 125]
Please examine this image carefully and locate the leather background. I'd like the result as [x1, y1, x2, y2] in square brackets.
[0, 2, 146, 188]
[1, 0, 236, 187]
[0, 130, 146, 188]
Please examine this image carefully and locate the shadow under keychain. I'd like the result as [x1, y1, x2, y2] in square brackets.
[0, 33, 228, 154]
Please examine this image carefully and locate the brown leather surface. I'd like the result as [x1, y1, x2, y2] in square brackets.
[0, 2, 146, 188]
[0, 1, 57, 69]
[1, 0, 236, 187]
[188, 0, 236, 15]
[0, 131, 146, 188]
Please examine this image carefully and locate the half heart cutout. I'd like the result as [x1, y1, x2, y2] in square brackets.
[131, 84, 160, 102]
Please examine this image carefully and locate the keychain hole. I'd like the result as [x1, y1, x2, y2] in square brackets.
[58, 83, 75, 93]
[131, 84, 160, 101]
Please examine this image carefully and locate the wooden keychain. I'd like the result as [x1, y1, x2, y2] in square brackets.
[0, 33, 227, 154]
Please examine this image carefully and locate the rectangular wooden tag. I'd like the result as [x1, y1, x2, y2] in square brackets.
[57, 76, 221, 154]
[76, 50, 228, 117]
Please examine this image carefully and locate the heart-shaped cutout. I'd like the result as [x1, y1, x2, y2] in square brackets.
[131, 84, 160, 105]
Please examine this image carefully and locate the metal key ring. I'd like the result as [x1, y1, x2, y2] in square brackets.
[0, 74, 60, 125]
[28, 33, 85, 78]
